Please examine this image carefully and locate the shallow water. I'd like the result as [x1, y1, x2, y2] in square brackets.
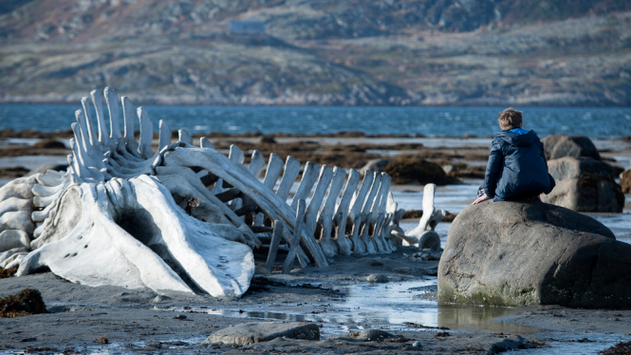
[167, 279, 539, 337]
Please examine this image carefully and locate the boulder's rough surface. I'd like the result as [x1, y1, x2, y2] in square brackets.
[438, 201, 631, 309]
[542, 135, 601, 160]
[542, 157, 624, 212]
[383, 156, 454, 185]
[620, 169, 631, 193]
[203, 322, 320, 346]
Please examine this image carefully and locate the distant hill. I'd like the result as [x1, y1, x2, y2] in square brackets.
[0, 0, 630, 106]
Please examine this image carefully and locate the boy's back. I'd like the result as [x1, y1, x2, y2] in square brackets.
[474, 108, 555, 205]
[485, 128, 553, 201]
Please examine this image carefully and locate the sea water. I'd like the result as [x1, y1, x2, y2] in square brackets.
[1, 105, 630, 354]
[1, 104, 631, 138]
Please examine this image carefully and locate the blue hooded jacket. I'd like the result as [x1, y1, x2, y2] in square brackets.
[484, 128, 555, 201]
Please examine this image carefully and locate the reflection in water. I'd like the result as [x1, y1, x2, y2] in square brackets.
[176, 280, 539, 336]
[437, 304, 539, 335]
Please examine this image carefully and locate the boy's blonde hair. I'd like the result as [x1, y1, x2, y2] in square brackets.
[498, 108, 523, 130]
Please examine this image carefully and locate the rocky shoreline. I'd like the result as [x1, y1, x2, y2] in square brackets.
[1, 132, 631, 354]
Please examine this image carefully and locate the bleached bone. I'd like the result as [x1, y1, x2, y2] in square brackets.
[347, 172, 375, 254]
[265, 220, 284, 270]
[399, 183, 445, 251]
[369, 173, 393, 253]
[304, 166, 333, 237]
[333, 169, 360, 256]
[291, 161, 319, 209]
[179, 129, 192, 145]
[275, 156, 301, 200]
[283, 199, 306, 273]
[0, 87, 427, 297]
[162, 147, 328, 267]
[317, 166, 346, 258]
[18, 177, 254, 297]
[254, 153, 284, 226]
[358, 172, 382, 254]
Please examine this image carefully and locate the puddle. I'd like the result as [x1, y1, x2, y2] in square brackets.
[165, 280, 539, 337]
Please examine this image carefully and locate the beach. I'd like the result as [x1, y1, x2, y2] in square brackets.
[1, 132, 631, 354]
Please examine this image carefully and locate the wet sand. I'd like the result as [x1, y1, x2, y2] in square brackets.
[1, 250, 630, 354]
[1, 133, 631, 354]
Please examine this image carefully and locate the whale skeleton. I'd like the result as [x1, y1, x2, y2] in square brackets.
[0, 88, 442, 297]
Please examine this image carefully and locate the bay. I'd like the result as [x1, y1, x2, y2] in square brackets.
[1, 104, 631, 138]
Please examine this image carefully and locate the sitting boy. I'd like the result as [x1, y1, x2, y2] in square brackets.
[473, 108, 555, 205]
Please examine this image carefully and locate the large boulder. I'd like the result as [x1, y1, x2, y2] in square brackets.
[542, 134, 601, 160]
[541, 157, 624, 212]
[438, 200, 631, 309]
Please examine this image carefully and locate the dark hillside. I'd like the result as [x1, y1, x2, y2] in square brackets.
[0, 0, 629, 106]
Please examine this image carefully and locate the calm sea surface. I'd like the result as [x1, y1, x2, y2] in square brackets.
[1, 104, 631, 138]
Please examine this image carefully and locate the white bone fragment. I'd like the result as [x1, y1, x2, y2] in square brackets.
[403, 183, 445, 249]
[253, 153, 284, 226]
[121, 96, 140, 154]
[178, 129, 192, 145]
[304, 165, 333, 234]
[291, 161, 319, 210]
[159, 120, 172, 151]
[275, 156, 301, 200]
[80, 97, 97, 147]
[368, 173, 392, 252]
[317, 166, 346, 258]
[90, 90, 110, 145]
[266, 220, 284, 270]
[104, 87, 123, 140]
[0, 248, 27, 269]
[283, 199, 306, 273]
[229, 145, 245, 164]
[0, 230, 31, 252]
[347, 172, 374, 254]
[249, 150, 266, 178]
[137, 107, 154, 159]
[200, 137, 214, 149]
[333, 169, 360, 256]
[358, 173, 382, 254]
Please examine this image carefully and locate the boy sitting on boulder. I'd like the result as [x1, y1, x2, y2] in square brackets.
[473, 108, 555, 204]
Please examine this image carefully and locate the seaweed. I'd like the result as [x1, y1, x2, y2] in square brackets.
[0, 267, 17, 279]
[0, 288, 48, 318]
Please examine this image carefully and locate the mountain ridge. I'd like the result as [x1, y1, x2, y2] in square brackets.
[1, 0, 630, 106]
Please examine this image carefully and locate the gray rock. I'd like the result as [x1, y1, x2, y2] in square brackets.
[542, 157, 624, 212]
[438, 201, 631, 309]
[203, 322, 320, 346]
[355, 329, 396, 341]
[329, 329, 396, 342]
[542, 134, 601, 160]
[366, 274, 389, 283]
[461, 334, 533, 353]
